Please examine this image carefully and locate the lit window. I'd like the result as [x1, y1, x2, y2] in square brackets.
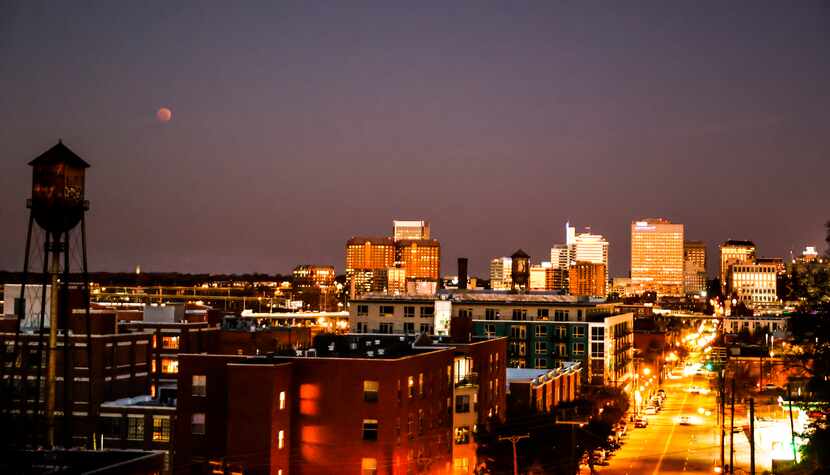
[192, 375, 206, 396]
[361, 458, 378, 475]
[418, 373, 424, 397]
[362, 419, 379, 441]
[161, 358, 178, 374]
[363, 381, 379, 402]
[455, 426, 471, 445]
[152, 415, 171, 442]
[278, 430, 285, 449]
[279, 391, 286, 410]
[455, 395, 470, 413]
[192, 413, 206, 435]
[408, 376, 415, 398]
[161, 335, 179, 350]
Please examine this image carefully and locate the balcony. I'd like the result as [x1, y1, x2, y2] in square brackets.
[455, 372, 479, 388]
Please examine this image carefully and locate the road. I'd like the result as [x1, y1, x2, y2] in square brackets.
[596, 370, 762, 475]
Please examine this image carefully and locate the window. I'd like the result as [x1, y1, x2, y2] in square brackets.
[404, 322, 415, 334]
[458, 308, 472, 319]
[591, 342, 604, 358]
[573, 326, 585, 338]
[153, 415, 171, 442]
[556, 342, 567, 356]
[577, 310, 583, 321]
[362, 458, 378, 475]
[127, 415, 144, 441]
[379, 322, 393, 334]
[418, 409, 424, 434]
[100, 414, 122, 440]
[192, 375, 206, 396]
[357, 304, 369, 316]
[404, 306, 415, 318]
[510, 325, 526, 339]
[536, 357, 547, 367]
[161, 358, 178, 375]
[512, 309, 527, 320]
[279, 391, 286, 410]
[485, 308, 497, 320]
[455, 395, 470, 413]
[556, 325, 567, 339]
[364, 380, 379, 402]
[535, 325, 547, 336]
[484, 324, 496, 337]
[278, 429, 285, 449]
[192, 413, 206, 435]
[362, 419, 379, 440]
[408, 376, 415, 398]
[455, 426, 471, 445]
[418, 373, 424, 397]
[573, 342, 585, 355]
[356, 322, 368, 333]
[535, 341, 547, 355]
[420, 306, 434, 318]
[161, 335, 179, 350]
[554, 310, 567, 321]
[537, 308, 549, 319]
[419, 323, 432, 334]
[379, 305, 394, 316]
[408, 414, 415, 438]
[591, 327, 604, 341]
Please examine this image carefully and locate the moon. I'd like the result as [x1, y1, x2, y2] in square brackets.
[156, 107, 172, 123]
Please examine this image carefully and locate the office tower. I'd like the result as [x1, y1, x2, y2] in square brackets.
[572, 231, 609, 269]
[569, 261, 607, 297]
[392, 220, 430, 241]
[683, 241, 707, 295]
[345, 237, 396, 296]
[292, 265, 336, 290]
[630, 218, 685, 296]
[529, 262, 556, 291]
[719, 240, 756, 295]
[730, 263, 778, 308]
[489, 257, 512, 290]
[395, 239, 440, 280]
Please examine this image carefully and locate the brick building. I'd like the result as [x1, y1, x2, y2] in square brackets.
[174, 334, 506, 475]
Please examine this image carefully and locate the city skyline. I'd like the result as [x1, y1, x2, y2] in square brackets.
[1, 1, 828, 277]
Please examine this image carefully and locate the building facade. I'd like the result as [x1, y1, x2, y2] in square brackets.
[346, 237, 396, 296]
[630, 218, 685, 296]
[683, 241, 707, 295]
[569, 261, 607, 297]
[393, 220, 430, 241]
[489, 257, 512, 291]
[292, 265, 336, 290]
[396, 239, 441, 281]
[730, 263, 779, 309]
[506, 363, 582, 415]
[529, 262, 556, 291]
[719, 240, 756, 295]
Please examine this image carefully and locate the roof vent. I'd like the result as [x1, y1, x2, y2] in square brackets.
[374, 339, 381, 346]
[378, 349, 385, 356]
[367, 350, 374, 357]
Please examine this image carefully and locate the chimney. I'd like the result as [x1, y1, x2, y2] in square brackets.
[458, 258, 468, 290]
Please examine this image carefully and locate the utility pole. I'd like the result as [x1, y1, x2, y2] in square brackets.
[749, 397, 756, 475]
[787, 384, 797, 462]
[720, 370, 726, 472]
[730, 378, 735, 475]
[499, 433, 530, 475]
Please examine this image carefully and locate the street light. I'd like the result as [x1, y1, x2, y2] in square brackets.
[642, 367, 652, 376]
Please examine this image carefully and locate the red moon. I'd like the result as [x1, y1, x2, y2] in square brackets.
[156, 107, 172, 122]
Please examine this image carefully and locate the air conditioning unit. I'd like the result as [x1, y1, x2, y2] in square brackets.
[367, 351, 374, 357]
[378, 349, 385, 356]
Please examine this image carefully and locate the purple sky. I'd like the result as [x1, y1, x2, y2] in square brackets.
[1, 1, 828, 277]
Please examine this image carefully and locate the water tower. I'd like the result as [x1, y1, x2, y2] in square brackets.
[0, 141, 95, 449]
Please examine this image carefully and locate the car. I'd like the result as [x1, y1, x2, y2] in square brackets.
[644, 406, 657, 415]
[634, 417, 648, 428]
[679, 416, 691, 425]
[763, 384, 781, 392]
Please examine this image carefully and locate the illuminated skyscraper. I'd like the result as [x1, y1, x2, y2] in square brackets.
[569, 261, 607, 297]
[630, 218, 685, 296]
[572, 231, 609, 270]
[392, 220, 430, 241]
[719, 240, 756, 295]
[395, 239, 440, 281]
[345, 237, 396, 296]
[489, 257, 512, 290]
[683, 241, 707, 295]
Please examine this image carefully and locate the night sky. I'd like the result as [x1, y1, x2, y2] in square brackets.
[1, 1, 828, 277]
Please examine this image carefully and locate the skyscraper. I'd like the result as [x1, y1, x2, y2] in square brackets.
[489, 257, 512, 290]
[395, 239, 440, 281]
[569, 261, 607, 297]
[630, 218, 685, 296]
[572, 232, 609, 270]
[719, 240, 756, 295]
[683, 241, 707, 295]
[392, 220, 430, 241]
[345, 237, 396, 296]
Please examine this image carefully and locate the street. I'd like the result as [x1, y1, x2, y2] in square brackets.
[596, 370, 761, 475]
